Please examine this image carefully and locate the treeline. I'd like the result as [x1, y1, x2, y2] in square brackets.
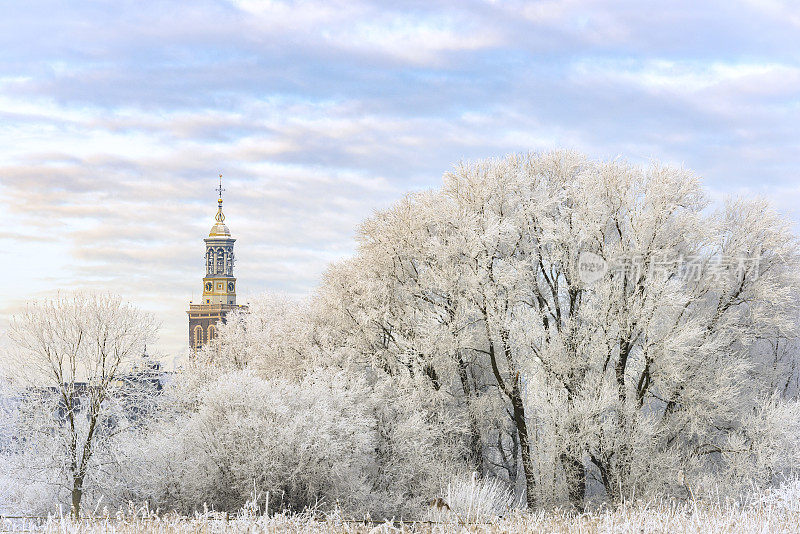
[3, 151, 800, 518]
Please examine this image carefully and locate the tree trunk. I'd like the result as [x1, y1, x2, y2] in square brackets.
[485, 319, 537, 508]
[510, 376, 536, 508]
[561, 389, 587, 510]
[457, 353, 483, 472]
[560, 453, 586, 510]
[71, 474, 84, 519]
[610, 416, 633, 502]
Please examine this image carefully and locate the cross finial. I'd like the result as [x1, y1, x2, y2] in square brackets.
[217, 173, 225, 201]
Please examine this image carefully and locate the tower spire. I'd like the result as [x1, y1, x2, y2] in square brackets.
[215, 173, 226, 224]
[217, 173, 225, 202]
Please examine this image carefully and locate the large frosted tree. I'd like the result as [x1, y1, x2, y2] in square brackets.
[317, 151, 800, 509]
[7, 292, 157, 517]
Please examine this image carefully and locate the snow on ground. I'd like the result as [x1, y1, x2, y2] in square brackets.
[3, 482, 800, 534]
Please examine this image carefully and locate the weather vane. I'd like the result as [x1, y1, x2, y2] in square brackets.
[217, 173, 225, 200]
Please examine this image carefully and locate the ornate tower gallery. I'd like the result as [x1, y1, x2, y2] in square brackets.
[187, 177, 247, 351]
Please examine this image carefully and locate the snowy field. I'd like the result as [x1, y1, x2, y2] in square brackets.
[3, 487, 800, 534]
[2, 508, 799, 534]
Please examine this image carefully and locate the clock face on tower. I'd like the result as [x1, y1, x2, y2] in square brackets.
[228, 281, 235, 292]
[205, 282, 212, 292]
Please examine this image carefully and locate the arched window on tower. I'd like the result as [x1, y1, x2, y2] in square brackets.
[208, 324, 217, 342]
[226, 246, 234, 275]
[216, 248, 225, 274]
[193, 325, 204, 349]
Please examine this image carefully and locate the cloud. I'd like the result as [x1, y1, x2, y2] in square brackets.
[1, 0, 799, 355]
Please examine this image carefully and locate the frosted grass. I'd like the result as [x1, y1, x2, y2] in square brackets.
[4, 480, 800, 533]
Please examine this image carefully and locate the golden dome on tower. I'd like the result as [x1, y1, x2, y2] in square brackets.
[209, 198, 230, 237]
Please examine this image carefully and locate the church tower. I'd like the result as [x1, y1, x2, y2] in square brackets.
[187, 175, 247, 351]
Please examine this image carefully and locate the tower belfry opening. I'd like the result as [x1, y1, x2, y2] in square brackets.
[186, 174, 248, 352]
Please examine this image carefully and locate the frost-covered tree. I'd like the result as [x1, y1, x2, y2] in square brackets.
[316, 151, 800, 509]
[101, 359, 466, 517]
[7, 292, 157, 517]
[198, 293, 320, 377]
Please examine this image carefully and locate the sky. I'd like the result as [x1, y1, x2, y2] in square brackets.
[1, 0, 799, 360]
